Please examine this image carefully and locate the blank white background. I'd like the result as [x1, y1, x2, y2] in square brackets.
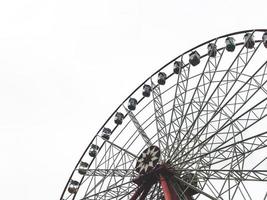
[0, 0, 267, 199]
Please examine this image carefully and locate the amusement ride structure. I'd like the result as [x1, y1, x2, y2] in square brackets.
[60, 29, 267, 199]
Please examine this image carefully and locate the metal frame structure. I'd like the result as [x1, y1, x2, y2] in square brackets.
[60, 29, 267, 200]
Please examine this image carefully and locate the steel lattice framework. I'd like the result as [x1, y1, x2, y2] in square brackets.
[60, 29, 267, 200]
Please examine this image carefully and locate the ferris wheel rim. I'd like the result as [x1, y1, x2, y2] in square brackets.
[60, 29, 267, 200]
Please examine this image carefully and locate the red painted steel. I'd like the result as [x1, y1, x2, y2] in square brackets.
[168, 183, 180, 200]
[160, 175, 180, 200]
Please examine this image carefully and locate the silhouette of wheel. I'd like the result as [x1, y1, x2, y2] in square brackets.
[61, 29, 267, 200]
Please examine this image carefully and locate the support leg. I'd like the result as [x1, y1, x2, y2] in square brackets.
[160, 175, 179, 200]
[139, 184, 153, 200]
[130, 186, 144, 200]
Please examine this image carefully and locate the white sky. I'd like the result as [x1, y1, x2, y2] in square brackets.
[0, 0, 267, 200]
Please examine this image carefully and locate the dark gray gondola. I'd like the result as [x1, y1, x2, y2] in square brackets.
[114, 112, 124, 125]
[78, 162, 89, 175]
[189, 51, 200, 66]
[68, 180, 79, 194]
[263, 32, 267, 48]
[89, 144, 99, 157]
[207, 43, 217, 57]
[244, 33, 255, 49]
[101, 127, 111, 140]
[158, 72, 167, 85]
[173, 61, 184, 74]
[225, 37, 235, 52]
[142, 84, 151, 97]
[128, 98, 137, 111]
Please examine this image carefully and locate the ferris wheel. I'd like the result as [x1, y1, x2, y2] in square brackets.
[60, 29, 267, 200]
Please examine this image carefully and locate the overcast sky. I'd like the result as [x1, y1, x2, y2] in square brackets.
[0, 0, 267, 200]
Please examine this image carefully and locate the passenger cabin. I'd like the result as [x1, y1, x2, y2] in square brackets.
[89, 144, 99, 157]
[114, 112, 124, 125]
[225, 37, 235, 52]
[68, 180, 79, 194]
[244, 33, 255, 49]
[189, 51, 200, 66]
[101, 127, 111, 140]
[207, 43, 217, 57]
[263, 32, 267, 48]
[158, 72, 167, 85]
[128, 98, 137, 111]
[173, 61, 184, 74]
[78, 162, 89, 175]
[142, 84, 151, 97]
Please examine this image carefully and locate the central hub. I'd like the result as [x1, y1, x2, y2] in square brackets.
[143, 154, 152, 164]
[135, 145, 160, 174]
[133, 146, 199, 198]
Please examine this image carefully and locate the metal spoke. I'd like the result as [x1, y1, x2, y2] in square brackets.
[172, 47, 225, 157]
[124, 107, 152, 146]
[167, 61, 190, 157]
[174, 175, 220, 200]
[80, 169, 136, 177]
[151, 80, 168, 155]
[171, 60, 267, 165]
[104, 138, 138, 159]
[80, 180, 134, 200]
[175, 169, 267, 181]
[177, 130, 267, 169]
[170, 36, 261, 163]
